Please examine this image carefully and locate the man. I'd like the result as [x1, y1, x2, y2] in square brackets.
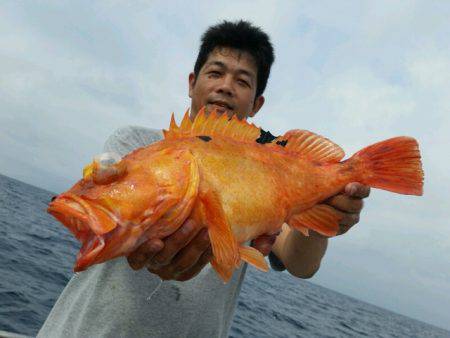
[38, 20, 369, 338]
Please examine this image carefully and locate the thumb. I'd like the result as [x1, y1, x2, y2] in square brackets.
[251, 233, 278, 256]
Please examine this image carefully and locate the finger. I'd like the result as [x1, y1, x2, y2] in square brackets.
[309, 230, 329, 239]
[251, 234, 278, 256]
[127, 239, 164, 270]
[170, 228, 211, 274]
[150, 220, 199, 267]
[147, 235, 212, 282]
[345, 183, 371, 199]
[339, 212, 360, 228]
[147, 265, 175, 281]
[175, 247, 213, 282]
[337, 221, 354, 235]
[325, 194, 363, 213]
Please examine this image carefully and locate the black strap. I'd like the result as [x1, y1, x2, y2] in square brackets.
[268, 251, 286, 271]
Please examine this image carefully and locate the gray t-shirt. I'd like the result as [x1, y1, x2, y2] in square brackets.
[38, 126, 248, 338]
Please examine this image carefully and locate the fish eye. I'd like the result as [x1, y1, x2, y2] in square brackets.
[94, 152, 122, 167]
[85, 152, 126, 185]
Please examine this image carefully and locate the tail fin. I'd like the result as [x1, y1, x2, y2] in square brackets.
[351, 137, 423, 195]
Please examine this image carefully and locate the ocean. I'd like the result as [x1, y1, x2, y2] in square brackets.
[0, 173, 448, 338]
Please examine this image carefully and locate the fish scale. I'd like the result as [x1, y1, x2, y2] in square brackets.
[48, 107, 423, 282]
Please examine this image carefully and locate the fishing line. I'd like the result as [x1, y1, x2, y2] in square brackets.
[147, 278, 164, 301]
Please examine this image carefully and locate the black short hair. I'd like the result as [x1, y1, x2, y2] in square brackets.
[194, 20, 275, 98]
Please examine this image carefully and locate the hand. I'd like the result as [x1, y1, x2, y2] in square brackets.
[324, 182, 370, 236]
[127, 219, 280, 281]
[127, 219, 212, 281]
[251, 232, 280, 256]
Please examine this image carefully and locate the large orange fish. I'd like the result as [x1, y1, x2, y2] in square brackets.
[48, 108, 423, 282]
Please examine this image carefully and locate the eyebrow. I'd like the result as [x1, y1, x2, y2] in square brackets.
[205, 61, 255, 79]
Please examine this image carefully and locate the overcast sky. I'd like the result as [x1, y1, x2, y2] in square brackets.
[1, 0, 449, 331]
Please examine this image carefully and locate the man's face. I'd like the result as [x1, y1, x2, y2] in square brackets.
[189, 47, 265, 120]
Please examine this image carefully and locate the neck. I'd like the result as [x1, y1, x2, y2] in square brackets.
[189, 106, 196, 121]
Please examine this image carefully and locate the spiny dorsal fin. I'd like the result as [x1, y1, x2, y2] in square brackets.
[162, 107, 261, 142]
[275, 129, 345, 163]
[180, 110, 193, 130]
[163, 110, 186, 140]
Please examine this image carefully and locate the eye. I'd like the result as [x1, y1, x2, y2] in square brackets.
[83, 152, 126, 185]
[238, 79, 250, 87]
[208, 71, 221, 78]
[94, 152, 122, 167]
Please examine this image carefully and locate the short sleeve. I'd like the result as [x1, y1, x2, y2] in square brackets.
[103, 126, 163, 157]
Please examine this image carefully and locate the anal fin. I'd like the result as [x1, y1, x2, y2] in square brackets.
[210, 258, 234, 283]
[287, 204, 343, 237]
[239, 246, 269, 272]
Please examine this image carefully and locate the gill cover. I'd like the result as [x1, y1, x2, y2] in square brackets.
[83, 152, 127, 185]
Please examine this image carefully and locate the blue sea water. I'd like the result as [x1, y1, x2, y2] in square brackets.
[0, 173, 449, 338]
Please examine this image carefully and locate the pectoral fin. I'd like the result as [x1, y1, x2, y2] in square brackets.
[195, 187, 239, 282]
[287, 204, 343, 237]
[239, 246, 269, 272]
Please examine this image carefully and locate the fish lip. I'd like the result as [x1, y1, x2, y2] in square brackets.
[50, 193, 119, 233]
[48, 197, 91, 235]
[48, 194, 110, 267]
[75, 235, 105, 272]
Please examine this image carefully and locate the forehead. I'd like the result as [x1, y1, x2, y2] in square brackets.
[204, 47, 257, 76]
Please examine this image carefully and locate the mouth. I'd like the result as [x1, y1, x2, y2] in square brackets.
[48, 194, 115, 271]
[207, 100, 233, 112]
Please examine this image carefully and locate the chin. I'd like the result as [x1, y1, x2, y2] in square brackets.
[205, 104, 230, 116]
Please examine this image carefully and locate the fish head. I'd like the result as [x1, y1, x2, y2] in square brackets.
[48, 147, 190, 271]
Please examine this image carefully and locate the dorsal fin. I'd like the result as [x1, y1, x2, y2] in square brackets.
[162, 107, 261, 142]
[275, 129, 345, 163]
[163, 110, 186, 140]
[162, 108, 345, 163]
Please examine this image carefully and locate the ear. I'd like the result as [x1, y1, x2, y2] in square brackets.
[249, 96, 265, 118]
[188, 72, 196, 98]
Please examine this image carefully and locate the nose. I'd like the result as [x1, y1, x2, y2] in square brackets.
[216, 75, 234, 97]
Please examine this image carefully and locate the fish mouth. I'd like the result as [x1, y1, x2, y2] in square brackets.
[48, 194, 117, 271]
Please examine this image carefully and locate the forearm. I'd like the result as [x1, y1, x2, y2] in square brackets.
[272, 224, 328, 278]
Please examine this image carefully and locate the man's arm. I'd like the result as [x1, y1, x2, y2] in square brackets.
[272, 224, 328, 278]
[271, 182, 370, 279]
